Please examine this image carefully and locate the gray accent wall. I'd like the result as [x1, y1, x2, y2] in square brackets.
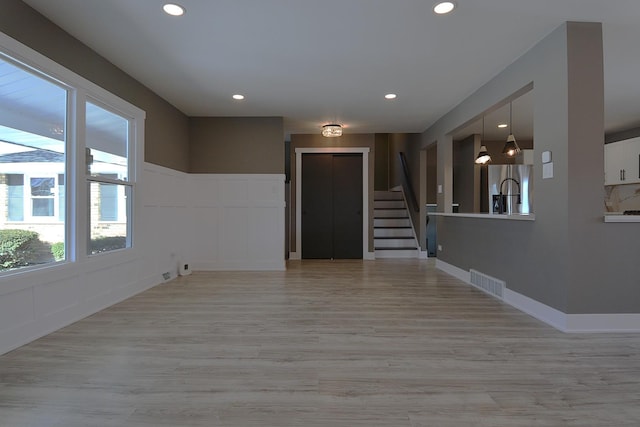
[0, 0, 191, 172]
[421, 22, 640, 314]
[374, 134, 390, 191]
[189, 117, 284, 174]
[388, 133, 423, 246]
[453, 134, 479, 213]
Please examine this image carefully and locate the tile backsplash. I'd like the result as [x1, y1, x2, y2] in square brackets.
[605, 183, 640, 212]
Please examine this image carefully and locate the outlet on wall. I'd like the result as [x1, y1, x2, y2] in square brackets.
[438, 245, 443, 251]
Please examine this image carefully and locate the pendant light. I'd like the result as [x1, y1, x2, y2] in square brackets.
[475, 115, 491, 164]
[502, 101, 520, 157]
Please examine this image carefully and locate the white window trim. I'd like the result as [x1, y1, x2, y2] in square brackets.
[0, 30, 145, 276]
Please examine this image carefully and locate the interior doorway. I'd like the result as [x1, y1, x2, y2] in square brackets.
[301, 153, 363, 259]
[293, 147, 371, 260]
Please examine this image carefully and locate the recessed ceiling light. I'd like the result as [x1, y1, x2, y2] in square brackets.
[433, 2, 456, 14]
[232, 94, 245, 100]
[497, 123, 508, 128]
[163, 3, 185, 16]
[385, 93, 397, 100]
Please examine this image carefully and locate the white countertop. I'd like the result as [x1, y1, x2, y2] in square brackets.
[604, 214, 640, 223]
[427, 212, 640, 222]
[428, 212, 535, 221]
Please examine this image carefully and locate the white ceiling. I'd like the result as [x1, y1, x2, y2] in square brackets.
[20, 0, 640, 140]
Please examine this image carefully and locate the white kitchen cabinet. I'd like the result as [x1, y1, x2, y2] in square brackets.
[604, 137, 640, 185]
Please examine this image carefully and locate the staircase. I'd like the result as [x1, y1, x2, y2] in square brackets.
[374, 190, 420, 258]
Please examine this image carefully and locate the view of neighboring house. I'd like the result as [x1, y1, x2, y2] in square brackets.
[0, 146, 66, 243]
[0, 110, 130, 270]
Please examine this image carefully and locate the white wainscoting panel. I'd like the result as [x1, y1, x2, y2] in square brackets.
[140, 163, 190, 281]
[0, 167, 286, 356]
[0, 288, 34, 330]
[189, 174, 285, 271]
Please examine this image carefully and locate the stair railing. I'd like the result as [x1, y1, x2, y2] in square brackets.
[398, 152, 419, 213]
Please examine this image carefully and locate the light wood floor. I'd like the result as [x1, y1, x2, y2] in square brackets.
[1, 259, 639, 426]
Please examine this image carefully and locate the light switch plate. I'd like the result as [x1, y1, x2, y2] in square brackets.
[543, 162, 554, 179]
[542, 150, 552, 164]
[438, 184, 443, 194]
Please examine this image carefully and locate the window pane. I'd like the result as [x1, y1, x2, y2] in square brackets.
[89, 182, 129, 255]
[0, 57, 67, 271]
[86, 102, 128, 180]
[58, 174, 65, 222]
[7, 174, 24, 221]
[99, 183, 118, 221]
[30, 177, 55, 217]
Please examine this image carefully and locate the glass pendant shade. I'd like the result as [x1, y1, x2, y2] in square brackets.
[322, 124, 342, 137]
[475, 145, 491, 164]
[502, 133, 521, 157]
[502, 101, 520, 157]
[475, 115, 491, 164]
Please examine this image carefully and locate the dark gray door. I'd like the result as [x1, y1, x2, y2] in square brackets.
[301, 153, 363, 259]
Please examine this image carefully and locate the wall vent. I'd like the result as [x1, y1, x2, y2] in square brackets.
[469, 269, 505, 300]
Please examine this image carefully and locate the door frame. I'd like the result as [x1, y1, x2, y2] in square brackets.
[291, 147, 372, 260]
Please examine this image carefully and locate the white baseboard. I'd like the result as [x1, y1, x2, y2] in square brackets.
[419, 250, 429, 260]
[503, 288, 567, 331]
[564, 314, 640, 333]
[194, 260, 286, 271]
[435, 259, 471, 283]
[289, 252, 375, 261]
[436, 259, 640, 333]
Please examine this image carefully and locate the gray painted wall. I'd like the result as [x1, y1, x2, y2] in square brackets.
[189, 117, 284, 174]
[426, 144, 437, 205]
[374, 134, 390, 191]
[453, 135, 477, 213]
[388, 133, 422, 242]
[1, 0, 191, 172]
[421, 22, 640, 314]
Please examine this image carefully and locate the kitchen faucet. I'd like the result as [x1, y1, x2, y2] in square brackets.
[500, 177, 521, 204]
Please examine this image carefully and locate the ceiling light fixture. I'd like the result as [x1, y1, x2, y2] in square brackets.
[502, 101, 521, 157]
[433, 2, 456, 15]
[322, 124, 343, 137]
[232, 94, 245, 100]
[385, 93, 397, 100]
[497, 123, 508, 128]
[163, 3, 185, 16]
[475, 115, 491, 165]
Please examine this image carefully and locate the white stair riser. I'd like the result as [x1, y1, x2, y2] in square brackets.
[375, 209, 408, 218]
[374, 200, 405, 209]
[374, 218, 411, 227]
[375, 249, 419, 258]
[374, 228, 413, 238]
[374, 238, 418, 248]
[374, 191, 419, 258]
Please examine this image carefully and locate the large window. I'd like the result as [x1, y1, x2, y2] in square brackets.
[0, 55, 68, 271]
[86, 101, 132, 255]
[0, 37, 142, 274]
